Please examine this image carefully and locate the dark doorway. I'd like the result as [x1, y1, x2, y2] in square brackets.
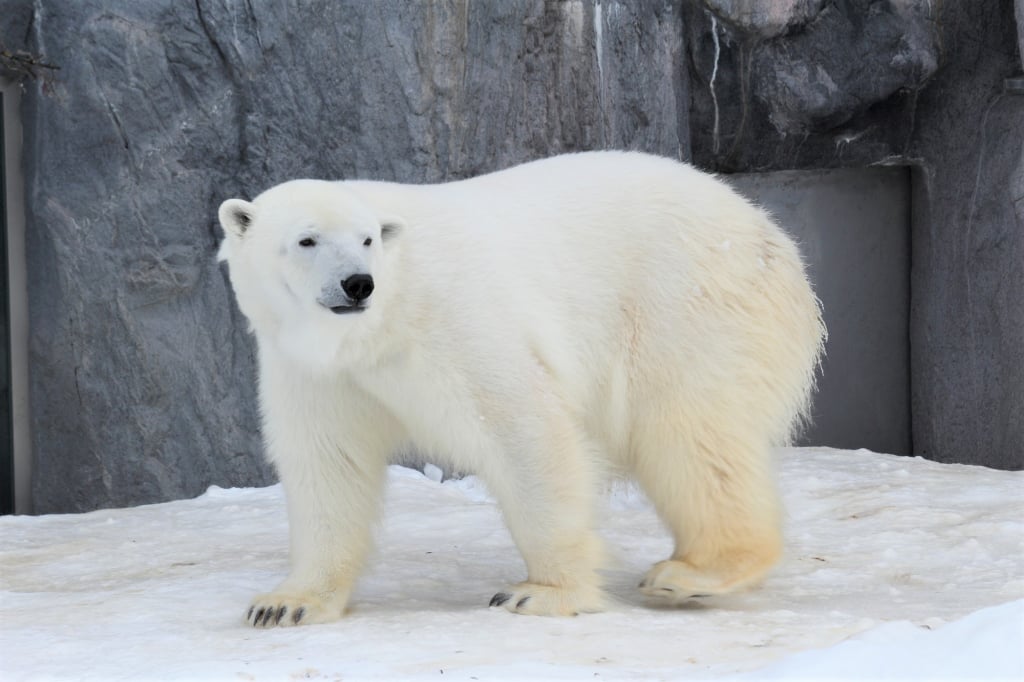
[728, 168, 912, 456]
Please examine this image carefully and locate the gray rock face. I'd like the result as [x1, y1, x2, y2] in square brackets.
[686, 0, 1023, 470]
[704, 0, 825, 38]
[3, 0, 687, 513]
[1017, 0, 1024, 71]
[0, 0, 1020, 513]
[905, 3, 1024, 471]
[14, 1, 271, 513]
[751, 0, 937, 133]
[685, 0, 939, 168]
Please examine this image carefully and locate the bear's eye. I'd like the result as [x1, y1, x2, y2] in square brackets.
[363, 237, 373, 247]
[298, 237, 317, 248]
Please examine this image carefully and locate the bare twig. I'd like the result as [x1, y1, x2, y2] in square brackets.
[0, 47, 60, 80]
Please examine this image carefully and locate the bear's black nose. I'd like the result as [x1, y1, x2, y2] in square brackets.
[342, 274, 375, 302]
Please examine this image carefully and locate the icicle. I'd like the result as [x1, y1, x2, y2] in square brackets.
[710, 15, 722, 156]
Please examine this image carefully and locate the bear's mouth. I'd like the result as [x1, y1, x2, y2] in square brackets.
[328, 304, 366, 315]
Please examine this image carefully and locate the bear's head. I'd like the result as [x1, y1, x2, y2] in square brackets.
[217, 180, 404, 368]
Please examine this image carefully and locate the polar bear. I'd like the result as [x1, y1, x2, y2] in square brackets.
[217, 151, 825, 628]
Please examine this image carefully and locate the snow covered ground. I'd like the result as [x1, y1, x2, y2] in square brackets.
[2, 447, 1022, 681]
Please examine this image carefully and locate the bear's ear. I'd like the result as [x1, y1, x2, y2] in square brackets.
[218, 198, 256, 239]
[379, 215, 405, 242]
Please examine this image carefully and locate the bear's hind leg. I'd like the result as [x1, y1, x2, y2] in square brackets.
[630, 408, 783, 602]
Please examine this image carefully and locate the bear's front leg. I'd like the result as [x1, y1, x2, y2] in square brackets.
[246, 447, 388, 627]
[246, 367, 395, 628]
[484, 406, 607, 616]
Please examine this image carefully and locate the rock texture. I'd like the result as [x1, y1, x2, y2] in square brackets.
[905, 2, 1024, 471]
[1, 0, 1020, 512]
[704, 0, 825, 39]
[686, 0, 940, 169]
[1, 0, 687, 513]
[1017, 0, 1024, 70]
[687, 0, 1023, 470]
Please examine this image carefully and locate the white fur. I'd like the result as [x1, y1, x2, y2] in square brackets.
[217, 151, 825, 627]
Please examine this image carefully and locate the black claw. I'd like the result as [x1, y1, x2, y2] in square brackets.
[489, 592, 512, 607]
[253, 607, 266, 626]
[638, 579, 648, 589]
[515, 596, 531, 610]
[292, 607, 305, 624]
[690, 594, 711, 599]
[275, 606, 287, 625]
[261, 607, 275, 626]
[247, 606, 255, 622]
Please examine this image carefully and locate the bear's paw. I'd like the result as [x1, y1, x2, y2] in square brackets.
[245, 591, 345, 628]
[638, 559, 742, 603]
[488, 581, 605, 617]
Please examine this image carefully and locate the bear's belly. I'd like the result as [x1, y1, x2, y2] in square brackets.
[350, 354, 509, 471]
[348, 338, 630, 473]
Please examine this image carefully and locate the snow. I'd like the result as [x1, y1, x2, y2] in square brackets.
[1, 447, 1022, 681]
[741, 600, 1023, 680]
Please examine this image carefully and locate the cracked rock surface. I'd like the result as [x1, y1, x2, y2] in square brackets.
[685, 0, 1023, 470]
[2, 0, 687, 512]
[0, 0, 1020, 511]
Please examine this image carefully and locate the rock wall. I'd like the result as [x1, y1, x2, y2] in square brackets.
[1, 0, 687, 512]
[1, 0, 1020, 512]
[905, 2, 1023, 470]
[1017, 0, 1024, 71]
[684, 0, 1023, 470]
[683, 0, 940, 170]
